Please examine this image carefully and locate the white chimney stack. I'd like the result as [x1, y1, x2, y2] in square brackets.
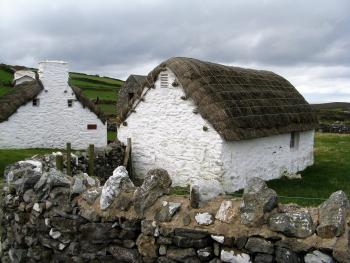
[38, 61, 69, 91]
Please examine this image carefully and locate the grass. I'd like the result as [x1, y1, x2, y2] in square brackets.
[70, 72, 123, 86]
[98, 104, 117, 115]
[0, 68, 13, 82]
[267, 133, 350, 206]
[81, 88, 117, 101]
[107, 131, 117, 141]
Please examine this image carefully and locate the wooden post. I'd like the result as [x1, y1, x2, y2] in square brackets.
[56, 154, 63, 171]
[66, 143, 72, 176]
[88, 144, 95, 177]
[123, 138, 133, 178]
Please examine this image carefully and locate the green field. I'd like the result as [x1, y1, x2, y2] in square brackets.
[0, 86, 13, 96]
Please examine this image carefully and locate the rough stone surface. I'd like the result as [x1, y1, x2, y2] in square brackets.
[82, 187, 101, 205]
[317, 190, 350, 238]
[268, 211, 315, 238]
[133, 168, 172, 215]
[255, 253, 274, 263]
[166, 247, 196, 261]
[215, 200, 237, 223]
[275, 247, 300, 263]
[304, 250, 334, 263]
[136, 234, 158, 258]
[155, 201, 181, 222]
[240, 177, 278, 226]
[220, 248, 251, 263]
[195, 212, 214, 225]
[100, 166, 134, 210]
[108, 245, 141, 263]
[245, 237, 274, 254]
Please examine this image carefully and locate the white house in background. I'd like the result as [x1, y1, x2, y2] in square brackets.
[117, 57, 318, 193]
[13, 69, 36, 86]
[0, 61, 107, 149]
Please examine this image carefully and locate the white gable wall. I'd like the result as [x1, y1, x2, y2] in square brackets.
[0, 61, 107, 149]
[118, 68, 315, 192]
[118, 69, 225, 188]
[14, 70, 36, 82]
[15, 76, 35, 86]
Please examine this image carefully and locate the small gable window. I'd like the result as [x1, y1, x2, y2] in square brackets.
[87, 124, 97, 130]
[290, 131, 300, 149]
[160, 73, 168, 88]
[68, 99, 73, 107]
[32, 98, 40, 107]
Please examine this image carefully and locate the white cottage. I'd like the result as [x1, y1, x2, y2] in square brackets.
[0, 61, 107, 149]
[117, 57, 318, 193]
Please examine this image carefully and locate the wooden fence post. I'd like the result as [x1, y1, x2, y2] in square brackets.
[123, 138, 133, 178]
[88, 144, 95, 177]
[66, 142, 72, 176]
[56, 154, 63, 171]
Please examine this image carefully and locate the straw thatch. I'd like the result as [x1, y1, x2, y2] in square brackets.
[119, 57, 318, 141]
[0, 80, 43, 122]
[117, 75, 146, 116]
[70, 85, 106, 123]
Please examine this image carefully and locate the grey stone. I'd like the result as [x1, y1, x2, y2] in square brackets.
[317, 190, 350, 238]
[174, 228, 209, 239]
[166, 248, 196, 261]
[183, 213, 191, 226]
[275, 247, 300, 263]
[82, 187, 102, 205]
[114, 193, 133, 211]
[80, 223, 120, 240]
[197, 247, 214, 261]
[220, 248, 251, 263]
[108, 245, 141, 263]
[9, 248, 27, 263]
[141, 220, 159, 236]
[23, 189, 38, 203]
[245, 237, 274, 254]
[155, 201, 181, 222]
[136, 234, 158, 258]
[304, 250, 334, 263]
[268, 211, 315, 238]
[172, 236, 212, 248]
[71, 176, 86, 195]
[234, 236, 248, 249]
[255, 253, 274, 263]
[100, 166, 135, 210]
[159, 245, 167, 256]
[35, 168, 72, 192]
[133, 168, 172, 215]
[240, 177, 278, 226]
[190, 185, 200, 208]
[157, 236, 172, 245]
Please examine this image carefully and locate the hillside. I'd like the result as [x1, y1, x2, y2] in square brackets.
[311, 102, 350, 125]
[0, 63, 123, 120]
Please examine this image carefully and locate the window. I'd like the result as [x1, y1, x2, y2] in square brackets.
[87, 124, 97, 130]
[128, 92, 134, 101]
[290, 131, 300, 149]
[32, 98, 40, 106]
[68, 99, 73, 107]
[160, 73, 168, 88]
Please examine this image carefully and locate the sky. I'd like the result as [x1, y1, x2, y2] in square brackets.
[0, 0, 349, 103]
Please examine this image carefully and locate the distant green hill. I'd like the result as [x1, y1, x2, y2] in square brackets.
[311, 102, 350, 125]
[0, 63, 123, 120]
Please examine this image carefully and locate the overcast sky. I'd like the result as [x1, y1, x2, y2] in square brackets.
[1, 0, 349, 103]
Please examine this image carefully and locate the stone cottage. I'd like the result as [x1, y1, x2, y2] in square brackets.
[0, 61, 107, 149]
[117, 57, 318, 193]
[13, 69, 36, 86]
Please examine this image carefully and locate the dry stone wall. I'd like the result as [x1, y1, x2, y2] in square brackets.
[1, 155, 350, 263]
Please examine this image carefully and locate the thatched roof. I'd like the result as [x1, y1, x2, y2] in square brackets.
[119, 57, 318, 141]
[117, 74, 146, 116]
[0, 80, 106, 124]
[0, 80, 43, 122]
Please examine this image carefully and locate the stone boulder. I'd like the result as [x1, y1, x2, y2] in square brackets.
[34, 168, 72, 193]
[100, 166, 134, 210]
[304, 250, 334, 263]
[215, 200, 238, 223]
[240, 177, 278, 226]
[155, 201, 181, 222]
[268, 210, 314, 238]
[220, 248, 251, 263]
[133, 168, 172, 216]
[244, 237, 274, 254]
[275, 247, 300, 263]
[316, 190, 350, 238]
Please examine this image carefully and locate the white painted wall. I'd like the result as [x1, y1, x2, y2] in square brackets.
[222, 130, 314, 192]
[0, 61, 107, 149]
[118, 68, 315, 192]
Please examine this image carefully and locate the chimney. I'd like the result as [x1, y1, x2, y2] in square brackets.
[38, 61, 69, 91]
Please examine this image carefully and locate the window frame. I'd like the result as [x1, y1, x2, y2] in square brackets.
[67, 99, 73, 107]
[87, 124, 97, 130]
[290, 131, 300, 150]
[32, 98, 40, 107]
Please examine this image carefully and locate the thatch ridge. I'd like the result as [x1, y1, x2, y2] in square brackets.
[119, 57, 318, 141]
[0, 79, 43, 122]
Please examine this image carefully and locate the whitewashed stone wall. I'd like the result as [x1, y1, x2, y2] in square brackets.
[118, 68, 315, 192]
[0, 61, 107, 149]
[14, 70, 36, 82]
